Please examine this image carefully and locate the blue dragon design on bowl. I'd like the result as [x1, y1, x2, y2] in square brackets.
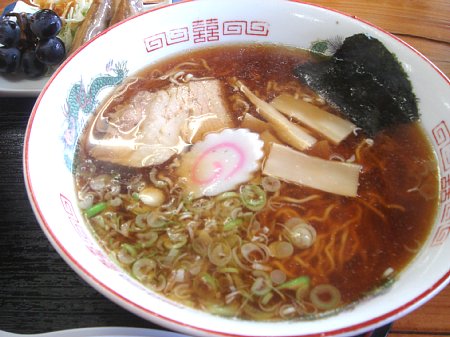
[62, 60, 128, 170]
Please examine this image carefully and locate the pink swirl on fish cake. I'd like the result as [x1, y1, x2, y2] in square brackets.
[191, 142, 246, 186]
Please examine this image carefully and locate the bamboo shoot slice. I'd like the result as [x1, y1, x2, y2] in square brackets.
[271, 93, 356, 144]
[236, 81, 317, 151]
[241, 113, 269, 134]
[260, 129, 282, 154]
[263, 143, 361, 197]
[241, 114, 282, 153]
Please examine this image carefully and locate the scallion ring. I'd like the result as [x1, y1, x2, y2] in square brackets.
[240, 184, 266, 211]
[310, 284, 341, 310]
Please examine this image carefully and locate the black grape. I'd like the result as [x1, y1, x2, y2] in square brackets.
[0, 47, 21, 73]
[0, 18, 20, 47]
[35, 37, 65, 65]
[21, 49, 48, 77]
[29, 9, 62, 39]
[0, 10, 66, 78]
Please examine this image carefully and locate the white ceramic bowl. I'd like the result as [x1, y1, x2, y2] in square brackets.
[24, 0, 450, 336]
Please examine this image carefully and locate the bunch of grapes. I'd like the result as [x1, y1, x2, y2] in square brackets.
[0, 9, 65, 78]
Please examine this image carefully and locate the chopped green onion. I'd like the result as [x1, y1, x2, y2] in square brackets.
[223, 218, 243, 231]
[239, 289, 253, 301]
[240, 184, 266, 211]
[310, 284, 341, 310]
[296, 283, 309, 300]
[170, 235, 188, 249]
[85, 202, 107, 218]
[201, 272, 218, 291]
[277, 275, 310, 290]
[215, 191, 240, 202]
[132, 257, 156, 281]
[251, 276, 272, 296]
[144, 251, 158, 258]
[204, 303, 237, 317]
[141, 232, 159, 248]
[91, 215, 105, 228]
[148, 217, 168, 228]
[217, 267, 239, 273]
[121, 243, 138, 257]
[132, 192, 140, 201]
[261, 292, 274, 305]
[208, 241, 232, 266]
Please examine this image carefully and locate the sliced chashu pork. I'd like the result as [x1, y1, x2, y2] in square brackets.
[86, 79, 234, 167]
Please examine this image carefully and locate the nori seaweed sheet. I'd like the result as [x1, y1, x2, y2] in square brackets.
[294, 33, 419, 136]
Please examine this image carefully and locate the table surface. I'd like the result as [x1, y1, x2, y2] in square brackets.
[0, 0, 449, 336]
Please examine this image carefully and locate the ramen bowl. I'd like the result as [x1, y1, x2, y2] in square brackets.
[24, 0, 450, 336]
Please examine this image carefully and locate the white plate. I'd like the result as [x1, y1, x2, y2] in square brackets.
[0, 73, 48, 97]
[0, 327, 191, 337]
